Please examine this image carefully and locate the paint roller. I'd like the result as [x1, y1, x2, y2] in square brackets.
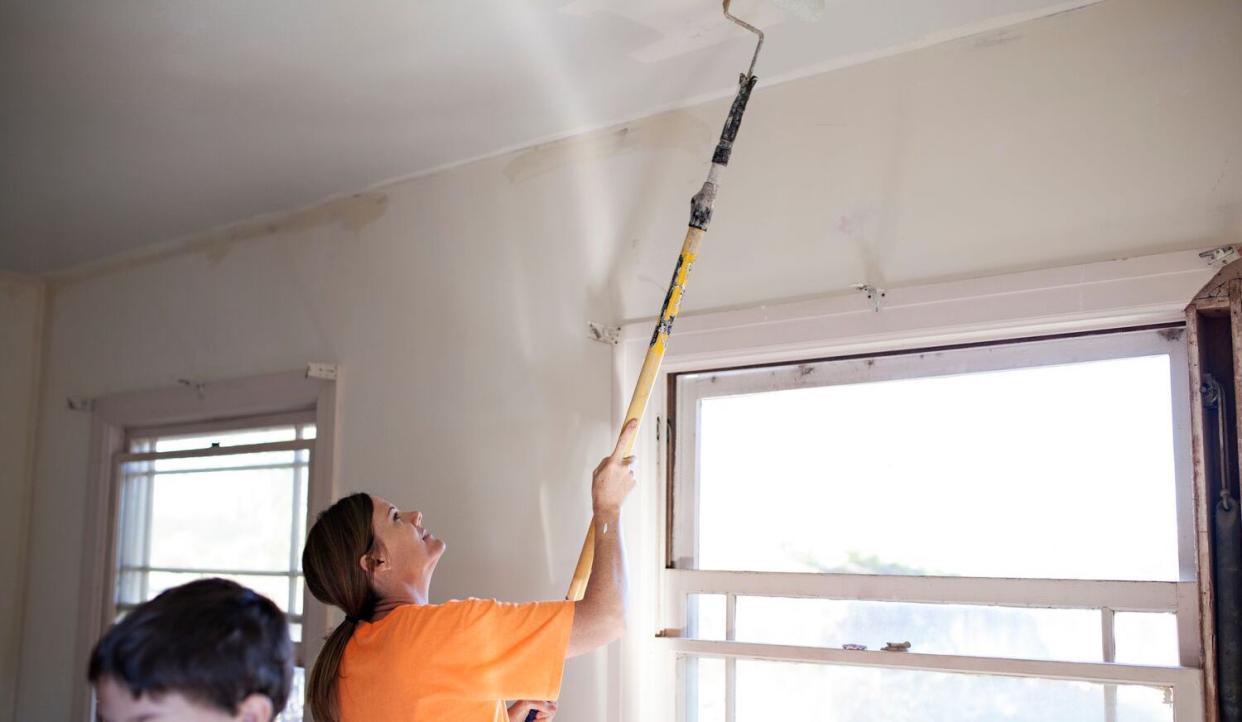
[563, 0, 823, 601]
[529, 3, 821, 717]
[560, 2, 757, 618]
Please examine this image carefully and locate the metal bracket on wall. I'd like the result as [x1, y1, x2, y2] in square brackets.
[588, 322, 621, 345]
[178, 378, 208, 399]
[66, 396, 95, 412]
[1199, 246, 1239, 268]
[306, 362, 339, 381]
[853, 283, 887, 312]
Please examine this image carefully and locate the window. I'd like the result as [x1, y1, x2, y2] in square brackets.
[665, 327, 1202, 722]
[113, 413, 315, 722]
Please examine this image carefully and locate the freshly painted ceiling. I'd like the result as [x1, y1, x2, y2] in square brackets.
[0, 0, 1102, 274]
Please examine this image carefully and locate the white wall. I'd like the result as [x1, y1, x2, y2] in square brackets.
[15, 0, 1242, 719]
[0, 274, 43, 722]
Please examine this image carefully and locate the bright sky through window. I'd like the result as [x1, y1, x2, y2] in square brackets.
[696, 354, 1179, 581]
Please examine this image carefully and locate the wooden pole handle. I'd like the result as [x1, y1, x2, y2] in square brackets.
[565, 226, 703, 600]
[563, 74, 757, 603]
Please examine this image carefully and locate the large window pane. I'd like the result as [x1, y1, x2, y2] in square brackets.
[733, 597, 1101, 662]
[733, 660, 1172, 722]
[145, 466, 295, 570]
[695, 354, 1179, 580]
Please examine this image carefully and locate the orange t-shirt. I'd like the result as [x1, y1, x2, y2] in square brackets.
[337, 598, 575, 722]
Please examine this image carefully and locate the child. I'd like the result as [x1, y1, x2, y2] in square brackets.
[89, 578, 293, 722]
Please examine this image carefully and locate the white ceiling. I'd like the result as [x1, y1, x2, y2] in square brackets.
[0, 0, 1099, 274]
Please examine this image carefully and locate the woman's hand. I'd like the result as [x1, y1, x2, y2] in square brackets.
[507, 700, 558, 721]
[591, 418, 639, 515]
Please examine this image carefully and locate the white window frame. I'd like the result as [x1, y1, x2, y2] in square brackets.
[609, 248, 1221, 722]
[670, 328, 1198, 578]
[666, 327, 1201, 721]
[71, 369, 339, 722]
[114, 410, 317, 651]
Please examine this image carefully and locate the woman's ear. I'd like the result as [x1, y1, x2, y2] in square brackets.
[233, 693, 273, 722]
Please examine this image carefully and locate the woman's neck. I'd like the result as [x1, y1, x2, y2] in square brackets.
[370, 584, 430, 621]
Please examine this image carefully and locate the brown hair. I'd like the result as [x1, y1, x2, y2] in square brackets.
[302, 493, 378, 722]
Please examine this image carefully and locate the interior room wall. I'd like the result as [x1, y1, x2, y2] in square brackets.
[0, 274, 44, 722]
[13, 0, 1241, 719]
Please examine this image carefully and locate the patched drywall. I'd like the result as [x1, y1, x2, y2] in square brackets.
[0, 275, 43, 722]
[15, 0, 1242, 720]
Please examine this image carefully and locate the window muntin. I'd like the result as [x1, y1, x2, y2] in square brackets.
[149, 425, 301, 452]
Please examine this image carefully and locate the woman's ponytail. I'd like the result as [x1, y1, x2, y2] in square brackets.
[303, 493, 377, 722]
[307, 619, 357, 722]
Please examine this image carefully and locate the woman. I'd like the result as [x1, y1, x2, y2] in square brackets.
[302, 420, 638, 722]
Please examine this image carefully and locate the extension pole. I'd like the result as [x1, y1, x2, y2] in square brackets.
[564, 71, 759, 602]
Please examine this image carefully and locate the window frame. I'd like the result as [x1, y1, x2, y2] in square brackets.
[669, 326, 1198, 583]
[665, 326, 1203, 722]
[606, 249, 1220, 722]
[113, 410, 317, 655]
[71, 369, 338, 722]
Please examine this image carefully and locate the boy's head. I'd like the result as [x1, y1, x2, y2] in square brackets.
[89, 578, 293, 722]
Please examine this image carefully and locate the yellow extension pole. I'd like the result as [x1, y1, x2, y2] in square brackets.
[565, 225, 704, 600]
[565, 72, 759, 601]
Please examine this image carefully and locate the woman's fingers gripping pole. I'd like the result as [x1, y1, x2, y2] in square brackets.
[592, 419, 639, 516]
[613, 417, 640, 461]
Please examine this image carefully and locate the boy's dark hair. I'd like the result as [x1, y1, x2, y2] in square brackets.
[89, 578, 293, 717]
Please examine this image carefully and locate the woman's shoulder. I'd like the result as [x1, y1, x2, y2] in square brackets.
[384, 597, 500, 623]
[353, 598, 500, 644]
[372, 597, 568, 635]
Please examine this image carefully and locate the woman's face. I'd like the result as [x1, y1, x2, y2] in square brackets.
[366, 495, 446, 596]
